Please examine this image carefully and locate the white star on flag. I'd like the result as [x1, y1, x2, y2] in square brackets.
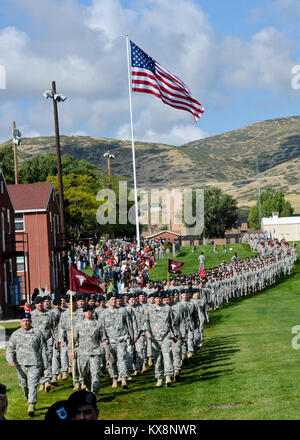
[75, 275, 86, 286]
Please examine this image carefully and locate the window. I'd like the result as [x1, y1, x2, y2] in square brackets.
[50, 212, 52, 232]
[0, 181, 3, 194]
[15, 213, 24, 231]
[7, 209, 10, 234]
[16, 256, 26, 272]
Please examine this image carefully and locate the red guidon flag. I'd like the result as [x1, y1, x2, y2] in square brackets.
[200, 266, 206, 278]
[69, 265, 103, 294]
[168, 259, 185, 275]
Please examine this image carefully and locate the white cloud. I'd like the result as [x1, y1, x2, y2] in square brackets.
[0, 0, 299, 147]
[116, 118, 210, 146]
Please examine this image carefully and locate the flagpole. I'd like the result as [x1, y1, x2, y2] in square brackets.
[70, 290, 75, 384]
[69, 265, 75, 384]
[167, 264, 170, 289]
[126, 34, 140, 250]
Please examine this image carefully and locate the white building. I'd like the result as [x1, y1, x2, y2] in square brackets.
[261, 213, 300, 241]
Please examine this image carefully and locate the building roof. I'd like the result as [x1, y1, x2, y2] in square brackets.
[262, 214, 300, 226]
[146, 230, 181, 239]
[7, 182, 55, 212]
[0, 168, 15, 209]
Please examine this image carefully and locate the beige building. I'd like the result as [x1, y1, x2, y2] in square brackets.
[261, 213, 300, 241]
[140, 189, 187, 236]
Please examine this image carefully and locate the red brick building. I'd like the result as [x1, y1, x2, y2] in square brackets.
[7, 182, 64, 299]
[0, 169, 18, 315]
[145, 230, 182, 243]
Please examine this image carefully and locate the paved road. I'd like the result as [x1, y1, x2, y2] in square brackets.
[0, 320, 19, 349]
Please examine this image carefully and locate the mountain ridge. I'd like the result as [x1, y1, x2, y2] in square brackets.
[2, 115, 300, 211]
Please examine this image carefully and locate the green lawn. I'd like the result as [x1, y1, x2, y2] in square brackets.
[149, 243, 258, 280]
[1, 243, 300, 420]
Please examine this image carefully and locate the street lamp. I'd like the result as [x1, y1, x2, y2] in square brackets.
[43, 81, 68, 287]
[12, 121, 21, 184]
[103, 150, 115, 187]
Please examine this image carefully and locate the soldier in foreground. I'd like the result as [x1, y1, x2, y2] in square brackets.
[6, 312, 48, 417]
[145, 290, 178, 387]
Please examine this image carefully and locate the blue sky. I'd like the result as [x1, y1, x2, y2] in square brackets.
[0, 0, 300, 145]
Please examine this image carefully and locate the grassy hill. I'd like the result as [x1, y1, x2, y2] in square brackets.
[2, 115, 300, 210]
[1, 243, 300, 420]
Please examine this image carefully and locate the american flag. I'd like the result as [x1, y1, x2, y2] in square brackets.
[130, 40, 204, 122]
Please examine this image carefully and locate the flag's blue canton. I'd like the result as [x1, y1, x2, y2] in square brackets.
[131, 41, 155, 74]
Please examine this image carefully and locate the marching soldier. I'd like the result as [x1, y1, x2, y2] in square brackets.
[144, 290, 178, 387]
[101, 292, 135, 389]
[30, 296, 54, 392]
[71, 304, 108, 395]
[6, 312, 48, 417]
[58, 294, 81, 389]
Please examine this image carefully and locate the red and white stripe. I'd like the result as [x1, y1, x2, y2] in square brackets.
[132, 62, 204, 121]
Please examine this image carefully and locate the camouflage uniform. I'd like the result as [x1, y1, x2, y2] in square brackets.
[171, 299, 186, 371]
[58, 307, 81, 380]
[73, 317, 107, 393]
[31, 309, 54, 385]
[6, 327, 48, 404]
[129, 304, 147, 372]
[101, 307, 134, 379]
[144, 303, 177, 379]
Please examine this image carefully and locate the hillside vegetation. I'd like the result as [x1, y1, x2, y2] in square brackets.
[2, 115, 300, 210]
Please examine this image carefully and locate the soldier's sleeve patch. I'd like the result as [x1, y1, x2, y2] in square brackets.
[56, 407, 68, 420]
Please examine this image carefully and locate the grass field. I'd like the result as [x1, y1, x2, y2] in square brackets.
[149, 244, 258, 280]
[1, 243, 300, 420]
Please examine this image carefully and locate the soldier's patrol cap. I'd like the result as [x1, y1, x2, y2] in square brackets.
[52, 298, 61, 306]
[0, 383, 6, 395]
[76, 293, 86, 301]
[163, 292, 170, 299]
[148, 292, 155, 298]
[67, 390, 97, 413]
[66, 294, 76, 303]
[127, 293, 134, 300]
[34, 296, 43, 304]
[182, 288, 189, 294]
[83, 304, 94, 312]
[43, 295, 51, 301]
[106, 292, 117, 301]
[20, 311, 31, 320]
[193, 287, 200, 293]
[99, 295, 105, 302]
[88, 294, 96, 301]
[153, 291, 162, 298]
[44, 400, 71, 421]
[173, 289, 179, 294]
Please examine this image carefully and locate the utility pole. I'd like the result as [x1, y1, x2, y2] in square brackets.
[52, 81, 66, 236]
[12, 121, 21, 185]
[44, 82, 68, 288]
[256, 158, 262, 229]
[103, 150, 115, 188]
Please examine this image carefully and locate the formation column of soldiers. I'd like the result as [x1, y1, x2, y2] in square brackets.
[6, 238, 298, 416]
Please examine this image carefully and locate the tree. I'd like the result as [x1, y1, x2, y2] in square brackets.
[47, 173, 136, 240]
[19, 152, 100, 183]
[0, 145, 15, 184]
[248, 185, 294, 230]
[203, 187, 238, 238]
[191, 187, 238, 239]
